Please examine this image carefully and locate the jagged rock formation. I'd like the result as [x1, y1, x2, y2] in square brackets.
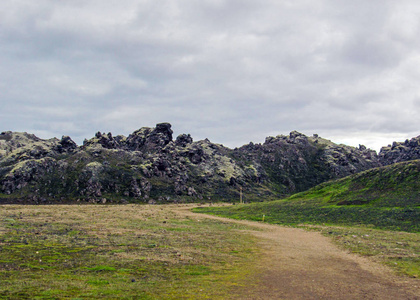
[379, 135, 420, 165]
[0, 124, 416, 204]
[232, 131, 380, 195]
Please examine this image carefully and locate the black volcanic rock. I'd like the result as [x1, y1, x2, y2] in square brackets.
[379, 135, 420, 165]
[125, 127, 151, 151]
[54, 136, 77, 153]
[124, 123, 173, 151]
[233, 131, 380, 194]
[175, 134, 193, 147]
[146, 122, 173, 148]
[0, 124, 418, 204]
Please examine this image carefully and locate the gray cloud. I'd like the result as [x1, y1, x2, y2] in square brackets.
[1, 0, 419, 152]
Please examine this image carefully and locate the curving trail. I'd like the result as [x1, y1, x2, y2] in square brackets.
[175, 205, 420, 300]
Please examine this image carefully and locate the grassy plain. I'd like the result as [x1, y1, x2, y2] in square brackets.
[0, 204, 259, 299]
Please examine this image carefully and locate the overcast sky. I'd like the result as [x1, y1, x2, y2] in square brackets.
[1, 1, 419, 151]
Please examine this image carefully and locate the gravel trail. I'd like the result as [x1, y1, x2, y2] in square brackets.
[176, 206, 420, 300]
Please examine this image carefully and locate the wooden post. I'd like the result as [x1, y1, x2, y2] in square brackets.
[240, 187, 243, 204]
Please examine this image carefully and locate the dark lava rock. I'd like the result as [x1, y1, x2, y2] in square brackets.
[146, 122, 173, 148]
[54, 136, 77, 153]
[379, 135, 420, 165]
[175, 134, 193, 147]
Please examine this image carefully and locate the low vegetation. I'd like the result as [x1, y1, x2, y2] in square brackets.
[308, 225, 420, 278]
[0, 204, 259, 299]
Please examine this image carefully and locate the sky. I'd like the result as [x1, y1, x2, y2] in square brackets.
[1, 0, 419, 152]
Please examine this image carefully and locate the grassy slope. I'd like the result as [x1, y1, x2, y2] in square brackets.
[195, 160, 420, 277]
[298, 159, 420, 208]
[0, 205, 259, 299]
[196, 160, 420, 232]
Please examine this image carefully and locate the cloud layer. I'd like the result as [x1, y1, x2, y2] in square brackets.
[1, 0, 419, 151]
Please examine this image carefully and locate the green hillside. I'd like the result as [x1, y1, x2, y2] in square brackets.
[195, 160, 420, 232]
[290, 159, 420, 207]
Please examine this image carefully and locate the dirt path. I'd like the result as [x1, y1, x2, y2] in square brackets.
[175, 205, 420, 300]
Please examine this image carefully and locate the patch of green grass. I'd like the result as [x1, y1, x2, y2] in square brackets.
[184, 265, 211, 276]
[85, 266, 117, 272]
[196, 201, 419, 232]
[291, 159, 420, 208]
[0, 204, 259, 299]
[86, 279, 110, 286]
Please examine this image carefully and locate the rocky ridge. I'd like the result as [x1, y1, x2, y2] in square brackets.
[0, 124, 418, 204]
[378, 135, 420, 165]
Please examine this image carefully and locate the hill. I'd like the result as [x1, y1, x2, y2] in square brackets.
[0, 123, 385, 204]
[289, 159, 420, 208]
[195, 160, 420, 232]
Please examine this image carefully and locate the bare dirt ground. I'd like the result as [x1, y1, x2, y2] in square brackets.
[176, 205, 420, 300]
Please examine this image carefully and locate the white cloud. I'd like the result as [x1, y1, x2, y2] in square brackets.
[0, 0, 419, 151]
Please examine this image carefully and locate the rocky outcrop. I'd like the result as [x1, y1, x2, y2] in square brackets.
[1, 157, 58, 195]
[379, 135, 420, 165]
[0, 124, 417, 204]
[125, 122, 173, 151]
[54, 136, 78, 153]
[175, 134, 193, 147]
[0, 131, 60, 160]
[233, 131, 380, 195]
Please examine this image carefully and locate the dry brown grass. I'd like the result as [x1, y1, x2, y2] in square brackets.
[0, 204, 259, 299]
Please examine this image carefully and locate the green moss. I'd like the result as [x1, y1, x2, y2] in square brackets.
[86, 162, 103, 168]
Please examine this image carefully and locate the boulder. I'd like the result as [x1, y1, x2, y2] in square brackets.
[54, 136, 77, 153]
[175, 134, 193, 147]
